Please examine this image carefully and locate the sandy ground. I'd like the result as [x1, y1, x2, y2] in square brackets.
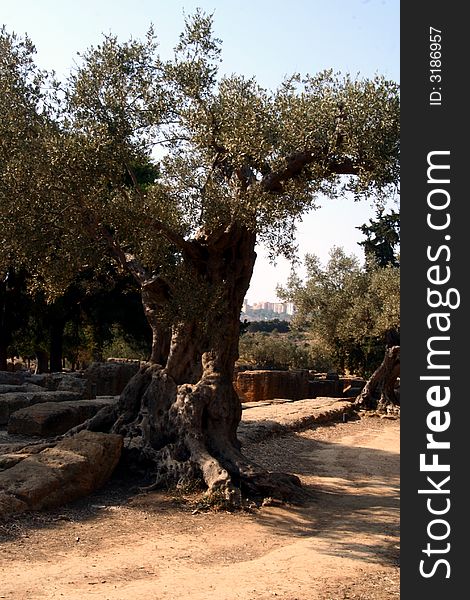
[0, 415, 399, 600]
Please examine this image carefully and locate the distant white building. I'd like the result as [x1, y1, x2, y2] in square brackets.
[272, 303, 286, 314]
[286, 302, 295, 316]
[241, 298, 296, 319]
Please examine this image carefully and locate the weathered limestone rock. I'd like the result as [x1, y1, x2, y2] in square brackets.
[0, 491, 28, 515]
[0, 430, 123, 517]
[8, 397, 119, 437]
[0, 435, 51, 471]
[23, 373, 94, 397]
[235, 370, 310, 403]
[0, 383, 44, 395]
[238, 398, 355, 444]
[56, 374, 94, 399]
[0, 391, 83, 425]
[235, 371, 369, 402]
[0, 452, 34, 471]
[84, 361, 140, 396]
[0, 394, 32, 425]
[0, 372, 23, 386]
[22, 373, 50, 388]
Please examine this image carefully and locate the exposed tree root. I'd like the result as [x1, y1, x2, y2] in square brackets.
[8, 362, 308, 508]
[72, 365, 307, 505]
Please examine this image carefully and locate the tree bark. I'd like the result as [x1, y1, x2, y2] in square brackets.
[74, 225, 305, 505]
[354, 345, 400, 412]
[0, 341, 7, 372]
[141, 281, 171, 365]
[49, 319, 65, 373]
[0, 288, 8, 370]
[35, 349, 49, 374]
[0, 270, 24, 372]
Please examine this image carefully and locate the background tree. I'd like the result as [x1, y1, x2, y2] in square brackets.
[354, 209, 400, 410]
[245, 320, 290, 334]
[278, 245, 400, 377]
[357, 208, 400, 268]
[7, 268, 152, 372]
[78, 270, 152, 363]
[0, 268, 31, 370]
[0, 13, 399, 503]
[278, 243, 400, 408]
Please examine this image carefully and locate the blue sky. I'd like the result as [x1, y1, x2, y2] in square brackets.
[2, 0, 399, 302]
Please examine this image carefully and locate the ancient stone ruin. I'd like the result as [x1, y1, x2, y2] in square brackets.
[234, 369, 365, 403]
[0, 361, 139, 436]
[0, 361, 143, 516]
[0, 362, 364, 517]
[1, 364, 365, 439]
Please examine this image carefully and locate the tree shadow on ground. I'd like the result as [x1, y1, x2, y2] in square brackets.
[1, 420, 399, 572]
[242, 426, 399, 567]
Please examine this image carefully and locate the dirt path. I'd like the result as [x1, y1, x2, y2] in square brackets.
[0, 416, 399, 600]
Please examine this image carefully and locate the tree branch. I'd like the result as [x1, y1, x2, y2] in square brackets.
[260, 151, 360, 194]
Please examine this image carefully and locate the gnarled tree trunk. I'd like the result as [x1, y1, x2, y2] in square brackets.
[35, 348, 49, 374]
[355, 345, 400, 412]
[0, 342, 7, 372]
[75, 225, 304, 505]
[49, 318, 65, 373]
[141, 279, 172, 365]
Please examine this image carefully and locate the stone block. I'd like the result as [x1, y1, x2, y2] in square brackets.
[56, 374, 94, 399]
[7, 397, 118, 437]
[0, 391, 83, 425]
[0, 394, 31, 425]
[84, 361, 140, 396]
[0, 383, 44, 395]
[235, 370, 310, 402]
[0, 430, 122, 517]
[23, 373, 50, 388]
[0, 372, 23, 386]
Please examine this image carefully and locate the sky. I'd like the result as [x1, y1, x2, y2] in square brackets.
[2, 0, 400, 302]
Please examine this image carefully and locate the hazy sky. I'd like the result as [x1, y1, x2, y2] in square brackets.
[2, 0, 399, 302]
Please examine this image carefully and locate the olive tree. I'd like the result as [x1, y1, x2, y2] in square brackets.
[1, 13, 399, 503]
[279, 243, 400, 411]
[278, 247, 400, 374]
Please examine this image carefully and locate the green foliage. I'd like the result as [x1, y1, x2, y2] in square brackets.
[1, 14, 399, 342]
[0, 268, 33, 367]
[238, 331, 327, 371]
[278, 246, 400, 376]
[62, 320, 94, 367]
[5, 268, 152, 368]
[0, 29, 58, 283]
[357, 208, 400, 268]
[245, 319, 290, 334]
[102, 324, 150, 361]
